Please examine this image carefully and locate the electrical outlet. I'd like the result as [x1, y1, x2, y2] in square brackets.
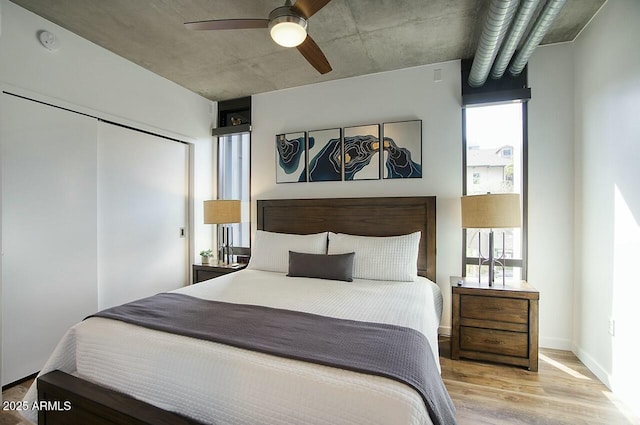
[434, 68, 442, 82]
[608, 318, 615, 336]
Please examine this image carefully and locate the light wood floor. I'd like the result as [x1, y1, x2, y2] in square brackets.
[0, 379, 31, 425]
[2, 342, 638, 424]
[438, 337, 639, 425]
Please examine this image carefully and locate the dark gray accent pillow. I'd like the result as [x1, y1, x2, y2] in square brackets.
[287, 251, 355, 282]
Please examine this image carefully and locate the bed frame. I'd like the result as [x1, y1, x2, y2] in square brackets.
[38, 196, 437, 424]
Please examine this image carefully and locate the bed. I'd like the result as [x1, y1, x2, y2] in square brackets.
[23, 196, 453, 425]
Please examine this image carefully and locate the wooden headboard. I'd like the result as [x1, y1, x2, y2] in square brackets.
[256, 197, 436, 282]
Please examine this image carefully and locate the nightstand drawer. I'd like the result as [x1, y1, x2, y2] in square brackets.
[461, 295, 528, 324]
[192, 263, 247, 284]
[460, 326, 528, 358]
[196, 270, 226, 282]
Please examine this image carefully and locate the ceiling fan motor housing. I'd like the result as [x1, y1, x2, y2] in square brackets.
[268, 6, 308, 47]
[183, 0, 332, 73]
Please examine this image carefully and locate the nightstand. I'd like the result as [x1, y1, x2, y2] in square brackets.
[450, 277, 539, 371]
[192, 263, 247, 284]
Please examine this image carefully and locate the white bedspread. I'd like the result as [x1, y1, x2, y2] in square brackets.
[23, 269, 443, 425]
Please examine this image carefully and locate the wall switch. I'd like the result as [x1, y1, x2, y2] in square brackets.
[608, 318, 615, 336]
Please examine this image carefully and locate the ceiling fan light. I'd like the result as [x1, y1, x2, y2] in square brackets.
[269, 16, 307, 47]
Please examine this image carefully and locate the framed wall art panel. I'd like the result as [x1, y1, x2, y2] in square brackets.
[276, 132, 307, 183]
[307, 128, 342, 182]
[382, 120, 422, 179]
[343, 124, 380, 181]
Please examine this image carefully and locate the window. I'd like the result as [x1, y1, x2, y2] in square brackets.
[217, 132, 250, 252]
[463, 102, 527, 280]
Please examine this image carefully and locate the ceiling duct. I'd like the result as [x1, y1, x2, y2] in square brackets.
[468, 0, 519, 88]
[491, 0, 540, 79]
[508, 0, 567, 76]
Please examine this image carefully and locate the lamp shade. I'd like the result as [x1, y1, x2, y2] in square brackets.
[204, 200, 241, 224]
[461, 193, 521, 229]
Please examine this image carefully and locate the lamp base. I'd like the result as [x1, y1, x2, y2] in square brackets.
[217, 224, 235, 265]
[478, 230, 506, 287]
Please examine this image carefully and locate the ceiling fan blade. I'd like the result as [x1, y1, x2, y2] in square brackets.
[291, 0, 332, 19]
[184, 19, 269, 31]
[296, 35, 332, 74]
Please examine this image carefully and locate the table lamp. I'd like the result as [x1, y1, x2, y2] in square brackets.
[204, 200, 241, 265]
[461, 193, 521, 286]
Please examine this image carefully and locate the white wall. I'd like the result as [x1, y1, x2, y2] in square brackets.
[528, 43, 575, 350]
[0, 0, 215, 383]
[253, 49, 580, 346]
[0, 0, 3, 394]
[571, 0, 640, 413]
[0, 0, 215, 259]
[0, 1, 5, 393]
[252, 60, 463, 334]
[1, 94, 99, 384]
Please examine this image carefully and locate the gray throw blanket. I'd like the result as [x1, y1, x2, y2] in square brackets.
[91, 293, 457, 425]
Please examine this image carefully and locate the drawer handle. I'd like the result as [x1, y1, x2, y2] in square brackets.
[484, 339, 502, 345]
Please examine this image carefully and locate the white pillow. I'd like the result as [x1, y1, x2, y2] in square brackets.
[247, 230, 328, 273]
[328, 232, 421, 281]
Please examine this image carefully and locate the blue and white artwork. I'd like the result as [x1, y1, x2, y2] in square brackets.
[382, 120, 422, 179]
[308, 128, 342, 182]
[276, 132, 306, 183]
[343, 124, 380, 181]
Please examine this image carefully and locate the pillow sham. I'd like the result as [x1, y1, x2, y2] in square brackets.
[287, 251, 355, 282]
[327, 231, 421, 281]
[247, 230, 328, 273]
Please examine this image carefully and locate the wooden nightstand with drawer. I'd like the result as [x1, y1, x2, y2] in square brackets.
[451, 277, 539, 371]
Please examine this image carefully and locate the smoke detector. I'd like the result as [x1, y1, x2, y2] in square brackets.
[38, 30, 59, 51]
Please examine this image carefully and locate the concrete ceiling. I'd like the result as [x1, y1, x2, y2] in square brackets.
[11, 0, 604, 101]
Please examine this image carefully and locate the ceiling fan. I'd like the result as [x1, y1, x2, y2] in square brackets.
[185, 0, 333, 74]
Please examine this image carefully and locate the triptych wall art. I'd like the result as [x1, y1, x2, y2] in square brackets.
[276, 120, 422, 183]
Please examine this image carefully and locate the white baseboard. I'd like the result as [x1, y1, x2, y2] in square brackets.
[441, 327, 617, 402]
[570, 347, 640, 420]
[572, 343, 612, 389]
[540, 336, 572, 350]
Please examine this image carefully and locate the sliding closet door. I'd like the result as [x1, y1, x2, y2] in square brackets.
[1, 93, 98, 385]
[97, 122, 189, 309]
